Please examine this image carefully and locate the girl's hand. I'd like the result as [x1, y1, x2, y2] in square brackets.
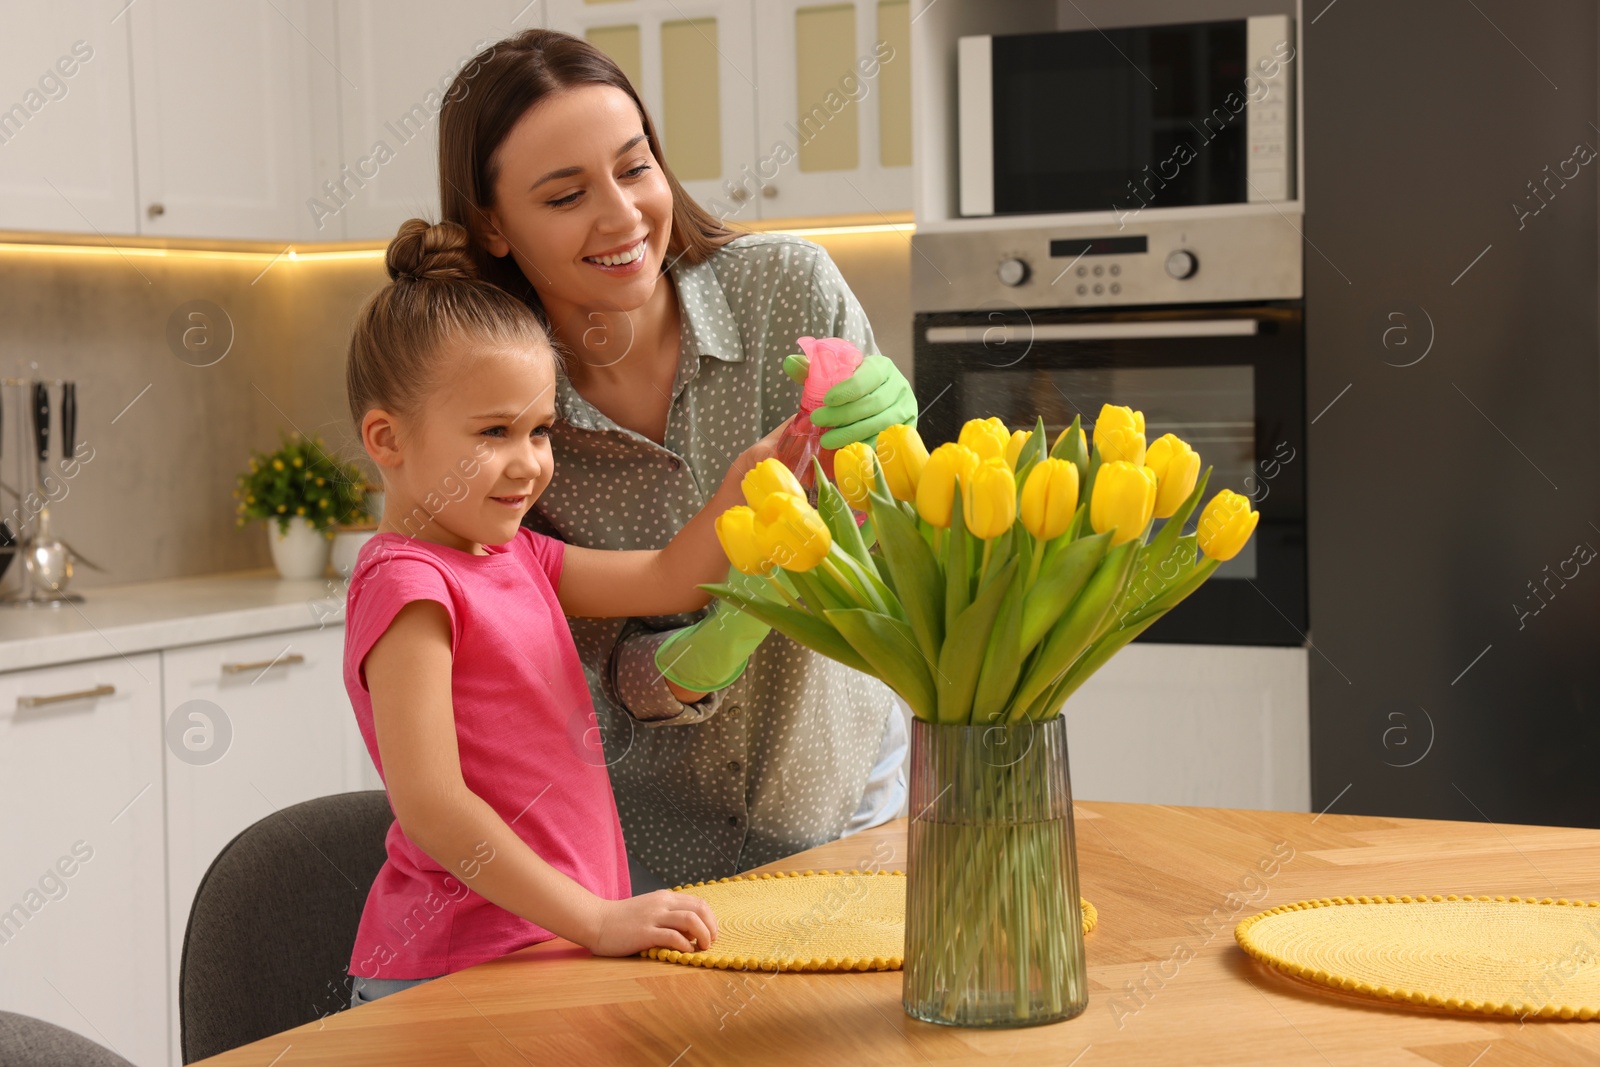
[724, 414, 795, 488]
[590, 890, 719, 956]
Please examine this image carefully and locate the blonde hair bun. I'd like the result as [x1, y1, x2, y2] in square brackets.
[386, 218, 477, 284]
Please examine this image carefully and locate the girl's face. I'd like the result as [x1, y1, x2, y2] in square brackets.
[478, 84, 675, 316]
[375, 341, 557, 553]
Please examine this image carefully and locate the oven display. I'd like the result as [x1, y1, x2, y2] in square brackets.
[1050, 236, 1150, 258]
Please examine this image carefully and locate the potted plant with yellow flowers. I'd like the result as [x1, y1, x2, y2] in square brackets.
[709, 401, 1257, 1029]
[234, 431, 367, 580]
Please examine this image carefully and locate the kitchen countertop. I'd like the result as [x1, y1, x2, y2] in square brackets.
[191, 802, 1600, 1066]
[0, 569, 345, 672]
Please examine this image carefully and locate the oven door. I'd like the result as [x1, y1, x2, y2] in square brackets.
[913, 302, 1305, 647]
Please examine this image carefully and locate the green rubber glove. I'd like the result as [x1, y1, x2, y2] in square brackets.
[654, 568, 779, 694]
[781, 352, 917, 449]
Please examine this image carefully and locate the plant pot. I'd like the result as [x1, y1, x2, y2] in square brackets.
[902, 716, 1088, 1028]
[266, 516, 331, 580]
[330, 526, 377, 579]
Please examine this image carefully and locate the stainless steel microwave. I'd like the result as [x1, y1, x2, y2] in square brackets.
[958, 16, 1296, 218]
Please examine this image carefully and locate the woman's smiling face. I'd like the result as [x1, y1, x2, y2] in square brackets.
[480, 84, 674, 315]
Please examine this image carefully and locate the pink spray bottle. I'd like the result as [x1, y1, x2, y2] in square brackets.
[773, 336, 863, 503]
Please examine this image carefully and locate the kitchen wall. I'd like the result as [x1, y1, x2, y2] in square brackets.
[0, 230, 909, 590]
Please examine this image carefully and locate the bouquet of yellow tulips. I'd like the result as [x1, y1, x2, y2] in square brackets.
[709, 403, 1258, 725]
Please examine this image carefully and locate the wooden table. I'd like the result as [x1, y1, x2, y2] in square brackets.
[195, 803, 1600, 1066]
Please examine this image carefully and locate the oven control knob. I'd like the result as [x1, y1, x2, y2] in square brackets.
[1165, 249, 1198, 279]
[997, 257, 1030, 287]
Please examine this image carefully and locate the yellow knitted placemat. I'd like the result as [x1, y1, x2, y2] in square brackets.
[643, 870, 1097, 973]
[1236, 895, 1600, 1019]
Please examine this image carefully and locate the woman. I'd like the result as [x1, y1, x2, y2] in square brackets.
[436, 29, 915, 889]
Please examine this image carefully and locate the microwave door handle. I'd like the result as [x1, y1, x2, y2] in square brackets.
[925, 320, 1261, 344]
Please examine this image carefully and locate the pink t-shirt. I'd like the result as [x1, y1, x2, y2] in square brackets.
[342, 527, 630, 979]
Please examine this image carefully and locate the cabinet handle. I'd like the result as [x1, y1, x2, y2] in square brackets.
[729, 187, 751, 202]
[146, 203, 165, 219]
[222, 653, 306, 675]
[761, 184, 778, 199]
[17, 683, 116, 709]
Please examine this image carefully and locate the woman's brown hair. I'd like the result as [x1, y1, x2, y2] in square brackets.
[347, 218, 552, 429]
[438, 28, 737, 313]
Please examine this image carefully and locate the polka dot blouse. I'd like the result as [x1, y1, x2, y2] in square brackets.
[524, 233, 898, 888]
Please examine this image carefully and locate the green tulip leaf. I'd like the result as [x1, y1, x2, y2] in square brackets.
[828, 543, 903, 621]
[973, 569, 1027, 724]
[787, 568, 852, 615]
[813, 458, 873, 569]
[1120, 552, 1221, 631]
[1121, 466, 1212, 616]
[824, 608, 938, 720]
[701, 583, 871, 675]
[1008, 538, 1138, 716]
[870, 496, 944, 665]
[934, 556, 1015, 724]
[1020, 529, 1111, 654]
[944, 481, 972, 636]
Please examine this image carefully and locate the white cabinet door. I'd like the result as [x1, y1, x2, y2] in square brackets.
[128, 0, 330, 240]
[546, 0, 759, 226]
[751, 0, 911, 221]
[1063, 644, 1310, 812]
[331, 1, 541, 241]
[0, 653, 168, 1067]
[162, 625, 372, 1063]
[0, 1, 139, 235]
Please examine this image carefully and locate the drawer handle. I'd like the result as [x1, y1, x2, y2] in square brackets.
[222, 653, 306, 675]
[17, 683, 116, 709]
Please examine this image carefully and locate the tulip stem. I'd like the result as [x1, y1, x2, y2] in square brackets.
[765, 574, 805, 613]
[979, 539, 994, 582]
[1025, 534, 1044, 588]
[820, 558, 873, 611]
[932, 527, 944, 559]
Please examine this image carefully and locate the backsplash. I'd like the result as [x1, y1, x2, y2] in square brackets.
[0, 231, 910, 589]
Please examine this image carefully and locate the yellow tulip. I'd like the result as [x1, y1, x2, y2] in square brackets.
[1197, 490, 1259, 562]
[1004, 429, 1032, 469]
[958, 417, 1010, 463]
[916, 443, 980, 528]
[1144, 433, 1201, 519]
[1019, 459, 1079, 541]
[741, 457, 805, 511]
[963, 458, 1017, 540]
[1093, 403, 1147, 465]
[832, 441, 876, 510]
[753, 492, 832, 572]
[715, 506, 773, 576]
[1090, 461, 1157, 546]
[875, 424, 929, 502]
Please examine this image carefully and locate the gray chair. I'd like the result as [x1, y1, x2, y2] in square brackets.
[179, 790, 392, 1063]
[0, 1012, 136, 1067]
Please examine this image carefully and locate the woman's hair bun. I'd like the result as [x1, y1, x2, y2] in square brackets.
[386, 218, 478, 284]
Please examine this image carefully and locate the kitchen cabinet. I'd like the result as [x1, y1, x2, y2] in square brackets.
[545, 0, 758, 223]
[127, 0, 336, 241]
[0, 0, 140, 235]
[749, 0, 912, 221]
[0, 653, 169, 1067]
[1063, 644, 1310, 812]
[164, 625, 374, 1066]
[331, 0, 536, 242]
[548, 0, 910, 224]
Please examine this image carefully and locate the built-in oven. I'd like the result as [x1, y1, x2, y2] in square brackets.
[958, 15, 1296, 219]
[911, 215, 1305, 647]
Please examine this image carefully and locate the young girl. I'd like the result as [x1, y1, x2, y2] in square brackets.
[341, 218, 783, 1006]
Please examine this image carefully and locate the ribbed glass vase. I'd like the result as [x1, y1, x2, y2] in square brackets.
[902, 717, 1088, 1028]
